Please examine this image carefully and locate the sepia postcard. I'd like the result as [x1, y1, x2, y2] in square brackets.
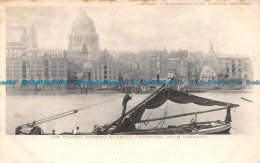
[0, 0, 259, 162]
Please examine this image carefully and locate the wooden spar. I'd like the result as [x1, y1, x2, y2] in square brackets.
[102, 84, 166, 132]
[241, 97, 254, 103]
[138, 106, 231, 123]
[20, 110, 78, 129]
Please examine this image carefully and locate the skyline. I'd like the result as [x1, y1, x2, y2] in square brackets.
[6, 5, 259, 55]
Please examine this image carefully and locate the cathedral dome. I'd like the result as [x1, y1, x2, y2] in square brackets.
[71, 10, 95, 34]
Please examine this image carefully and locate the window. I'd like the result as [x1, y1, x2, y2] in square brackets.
[59, 70, 65, 75]
[226, 68, 229, 73]
[244, 74, 248, 79]
[244, 65, 248, 72]
[52, 70, 57, 75]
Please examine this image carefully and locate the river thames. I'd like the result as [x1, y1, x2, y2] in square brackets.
[6, 90, 258, 135]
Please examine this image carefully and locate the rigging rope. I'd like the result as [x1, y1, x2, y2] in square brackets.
[160, 101, 168, 128]
[77, 95, 125, 111]
[178, 102, 186, 124]
[137, 109, 155, 129]
[153, 103, 168, 129]
[159, 86, 170, 128]
[142, 86, 169, 129]
[20, 94, 125, 128]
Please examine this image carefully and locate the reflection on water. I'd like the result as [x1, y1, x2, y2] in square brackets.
[6, 91, 257, 135]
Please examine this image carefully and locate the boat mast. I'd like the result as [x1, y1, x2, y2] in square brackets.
[102, 85, 165, 132]
[101, 78, 174, 133]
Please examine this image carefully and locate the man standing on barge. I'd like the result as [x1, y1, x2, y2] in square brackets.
[115, 93, 132, 130]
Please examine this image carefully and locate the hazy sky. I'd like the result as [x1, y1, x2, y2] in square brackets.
[6, 5, 259, 55]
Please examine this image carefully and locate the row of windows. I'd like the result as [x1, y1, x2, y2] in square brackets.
[7, 61, 67, 64]
[94, 71, 117, 74]
[7, 49, 24, 53]
[219, 59, 246, 65]
[6, 62, 20, 65]
[7, 64, 67, 68]
[93, 63, 116, 67]
[50, 61, 67, 64]
[93, 67, 116, 71]
[6, 74, 20, 77]
[218, 74, 248, 79]
[69, 36, 96, 45]
[219, 67, 247, 73]
[6, 65, 20, 69]
[94, 76, 117, 80]
[7, 70, 67, 74]
[7, 67, 68, 71]
[93, 65, 116, 69]
[27, 73, 67, 76]
[51, 65, 67, 69]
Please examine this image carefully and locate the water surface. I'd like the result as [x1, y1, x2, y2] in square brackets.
[6, 91, 257, 135]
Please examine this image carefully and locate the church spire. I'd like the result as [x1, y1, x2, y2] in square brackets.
[20, 27, 28, 47]
[209, 42, 215, 53]
[29, 25, 38, 48]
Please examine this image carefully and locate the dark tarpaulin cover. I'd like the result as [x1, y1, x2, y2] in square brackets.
[129, 89, 167, 122]
[145, 88, 168, 109]
[144, 88, 239, 109]
[129, 88, 239, 123]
